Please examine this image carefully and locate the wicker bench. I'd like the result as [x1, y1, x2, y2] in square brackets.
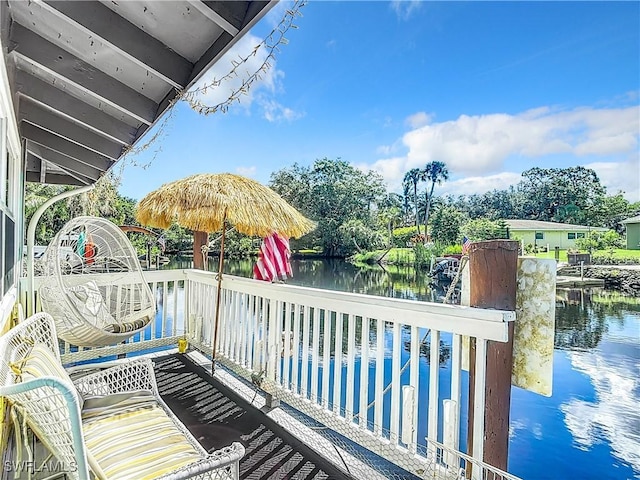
[0, 312, 244, 480]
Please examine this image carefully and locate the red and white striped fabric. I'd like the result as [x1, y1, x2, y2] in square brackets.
[253, 232, 292, 282]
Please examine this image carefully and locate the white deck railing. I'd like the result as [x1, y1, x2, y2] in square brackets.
[21, 269, 519, 480]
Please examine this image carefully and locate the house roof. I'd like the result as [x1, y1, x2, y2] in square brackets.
[621, 215, 640, 224]
[504, 219, 608, 231]
[2, 0, 275, 187]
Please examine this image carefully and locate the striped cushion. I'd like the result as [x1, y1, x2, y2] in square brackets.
[15, 343, 70, 384]
[82, 395, 202, 480]
[10, 342, 82, 452]
[82, 390, 156, 422]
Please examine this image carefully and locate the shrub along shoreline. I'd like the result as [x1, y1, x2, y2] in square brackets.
[352, 246, 640, 296]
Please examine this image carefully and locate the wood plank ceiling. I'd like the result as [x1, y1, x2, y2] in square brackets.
[1, 0, 275, 186]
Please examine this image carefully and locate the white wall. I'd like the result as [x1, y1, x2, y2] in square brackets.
[512, 230, 588, 250]
[0, 27, 24, 325]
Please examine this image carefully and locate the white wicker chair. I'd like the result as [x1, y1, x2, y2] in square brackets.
[37, 216, 155, 347]
[0, 312, 245, 480]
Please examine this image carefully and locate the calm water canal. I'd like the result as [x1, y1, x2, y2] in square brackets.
[167, 257, 640, 480]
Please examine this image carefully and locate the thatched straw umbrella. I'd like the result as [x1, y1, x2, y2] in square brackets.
[136, 173, 315, 369]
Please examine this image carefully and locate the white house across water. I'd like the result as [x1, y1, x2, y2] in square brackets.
[504, 219, 607, 251]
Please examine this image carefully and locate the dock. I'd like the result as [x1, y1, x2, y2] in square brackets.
[555, 275, 605, 287]
[154, 354, 356, 480]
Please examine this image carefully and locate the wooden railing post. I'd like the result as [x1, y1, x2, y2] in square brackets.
[466, 240, 518, 472]
[193, 231, 208, 269]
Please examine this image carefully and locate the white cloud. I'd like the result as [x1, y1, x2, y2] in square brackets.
[235, 166, 256, 177]
[359, 156, 408, 192]
[189, 33, 302, 122]
[561, 349, 640, 472]
[262, 99, 305, 123]
[361, 104, 639, 200]
[509, 419, 528, 440]
[390, 0, 422, 21]
[376, 145, 393, 156]
[405, 111, 432, 129]
[584, 158, 640, 202]
[440, 172, 523, 198]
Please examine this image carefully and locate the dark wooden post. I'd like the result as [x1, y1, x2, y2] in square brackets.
[466, 240, 519, 472]
[193, 230, 208, 269]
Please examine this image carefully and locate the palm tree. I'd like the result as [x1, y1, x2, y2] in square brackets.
[378, 193, 404, 247]
[422, 161, 449, 240]
[403, 168, 422, 235]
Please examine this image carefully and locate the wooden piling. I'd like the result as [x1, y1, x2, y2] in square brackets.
[466, 240, 519, 472]
[193, 230, 208, 269]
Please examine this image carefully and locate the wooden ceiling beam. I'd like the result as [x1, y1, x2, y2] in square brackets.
[43, 1, 193, 89]
[14, 70, 139, 145]
[10, 23, 157, 125]
[21, 123, 114, 173]
[20, 98, 124, 160]
[26, 168, 88, 186]
[26, 141, 102, 182]
[187, 1, 239, 36]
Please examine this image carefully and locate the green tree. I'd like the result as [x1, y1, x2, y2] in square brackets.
[593, 193, 640, 233]
[430, 205, 466, 246]
[161, 224, 193, 253]
[460, 188, 520, 220]
[463, 218, 509, 241]
[517, 167, 606, 224]
[421, 161, 449, 237]
[25, 184, 71, 245]
[575, 230, 624, 251]
[452, 169, 634, 232]
[338, 219, 385, 255]
[377, 193, 404, 247]
[269, 158, 387, 256]
[403, 168, 422, 235]
[24, 175, 146, 247]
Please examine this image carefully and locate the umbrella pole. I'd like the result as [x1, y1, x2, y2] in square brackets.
[211, 218, 227, 372]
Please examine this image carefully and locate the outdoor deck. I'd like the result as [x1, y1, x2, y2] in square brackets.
[22, 267, 524, 480]
[154, 353, 353, 480]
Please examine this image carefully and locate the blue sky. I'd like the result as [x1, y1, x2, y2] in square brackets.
[119, 1, 640, 203]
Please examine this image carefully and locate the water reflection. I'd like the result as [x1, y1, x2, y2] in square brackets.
[511, 287, 639, 479]
[561, 344, 640, 474]
[553, 288, 640, 476]
[164, 256, 448, 302]
[555, 288, 640, 351]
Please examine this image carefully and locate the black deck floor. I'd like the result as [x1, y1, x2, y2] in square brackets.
[153, 355, 353, 480]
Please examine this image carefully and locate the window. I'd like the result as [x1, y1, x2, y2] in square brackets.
[0, 116, 18, 298]
[577, 233, 585, 239]
[0, 118, 6, 208]
[568, 233, 576, 240]
[0, 213, 3, 296]
[535, 232, 544, 240]
[3, 215, 14, 296]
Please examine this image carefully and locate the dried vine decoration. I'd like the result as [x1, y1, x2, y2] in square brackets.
[120, 104, 178, 169]
[181, 0, 307, 115]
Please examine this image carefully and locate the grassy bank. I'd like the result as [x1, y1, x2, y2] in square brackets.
[353, 247, 640, 267]
[531, 249, 640, 264]
[351, 248, 416, 265]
